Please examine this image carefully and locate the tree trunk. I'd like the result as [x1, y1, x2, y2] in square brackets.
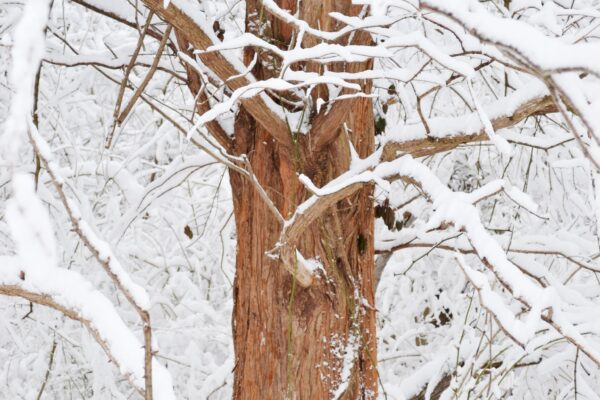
[228, 2, 378, 399]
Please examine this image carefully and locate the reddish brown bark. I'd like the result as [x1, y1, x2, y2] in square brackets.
[229, 111, 377, 400]
[227, 1, 378, 398]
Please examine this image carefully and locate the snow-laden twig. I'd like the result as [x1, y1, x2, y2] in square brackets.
[0, 257, 175, 400]
[396, 155, 600, 366]
[455, 254, 532, 347]
[191, 75, 360, 130]
[467, 80, 512, 156]
[260, 0, 390, 42]
[28, 121, 150, 312]
[204, 24, 474, 78]
[376, 234, 600, 275]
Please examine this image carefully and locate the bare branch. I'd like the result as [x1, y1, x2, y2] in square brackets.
[115, 25, 173, 130]
[108, 11, 155, 148]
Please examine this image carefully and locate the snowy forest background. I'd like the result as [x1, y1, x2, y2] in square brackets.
[2, 0, 600, 399]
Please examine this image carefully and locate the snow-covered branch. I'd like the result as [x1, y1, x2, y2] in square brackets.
[0, 257, 175, 399]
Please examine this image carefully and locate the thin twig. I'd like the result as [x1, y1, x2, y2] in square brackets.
[108, 11, 154, 148]
[116, 25, 173, 128]
[35, 339, 57, 400]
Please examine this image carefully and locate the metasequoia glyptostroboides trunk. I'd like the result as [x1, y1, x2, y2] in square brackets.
[146, 0, 379, 396]
[227, 1, 378, 399]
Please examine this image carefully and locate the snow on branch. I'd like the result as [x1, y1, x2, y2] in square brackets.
[421, 0, 600, 77]
[207, 7, 474, 76]
[0, 257, 175, 400]
[192, 76, 361, 130]
[279, 149, 600, 365]
[455, 254, 536, 347]
[28, 120, 150, 313]
[142, 0, 563, 162]
[140, 0, 293, 147]
[260, 0, 395, 42]
[420, 0, 600, 169]
[381, 81, 556, 160]
[24, 121, 168, 399]
[204, 33, 387, 66]
[3, 139, 174, 399]
[396, 155, 600, 366]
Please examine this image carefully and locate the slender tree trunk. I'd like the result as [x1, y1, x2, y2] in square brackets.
[228, 2, 378, 398]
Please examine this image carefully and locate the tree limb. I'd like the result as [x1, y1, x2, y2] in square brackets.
[381, 94, 556, 161]
[115, 25, 173, 128]
[0, 283, 146, 397]
[310, 97, 355, 149]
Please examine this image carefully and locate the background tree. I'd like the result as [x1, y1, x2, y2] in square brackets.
[2, 0, 600, 399]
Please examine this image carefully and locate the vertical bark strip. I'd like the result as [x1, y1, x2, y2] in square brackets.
[228, 1, 378, 398]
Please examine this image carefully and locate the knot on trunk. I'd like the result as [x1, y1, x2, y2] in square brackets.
[272, 244, 315, 288]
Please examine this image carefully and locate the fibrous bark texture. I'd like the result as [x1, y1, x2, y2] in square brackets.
[228, 1, 378, 398]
